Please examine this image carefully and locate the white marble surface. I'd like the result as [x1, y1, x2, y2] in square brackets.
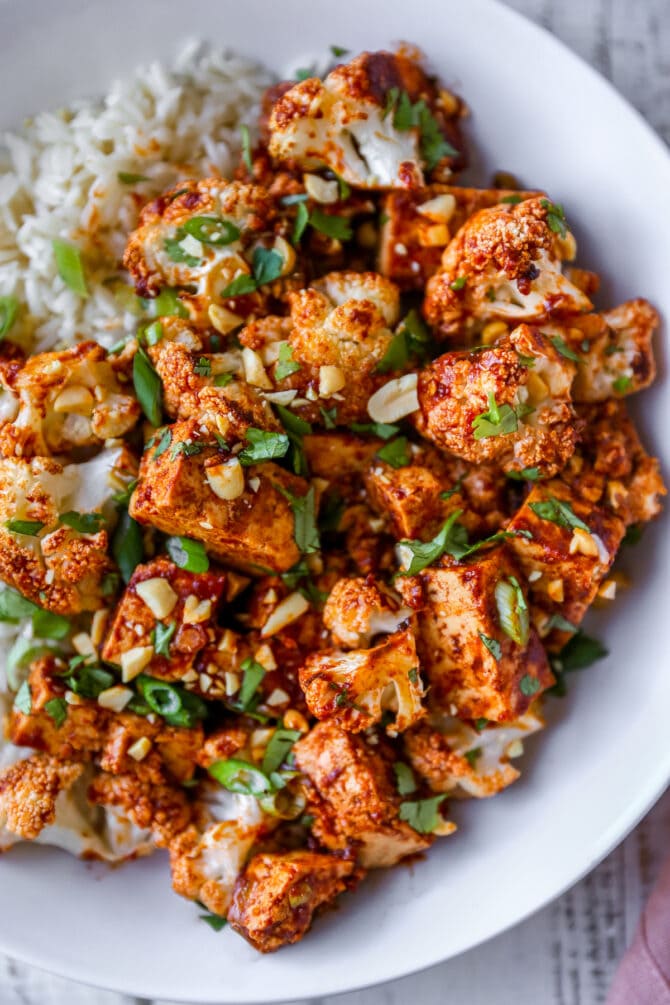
[1, 1, 668, 1002]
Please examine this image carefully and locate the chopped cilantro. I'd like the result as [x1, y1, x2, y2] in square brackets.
[478, 632, 502, 660]
[528, 496, 590, 533]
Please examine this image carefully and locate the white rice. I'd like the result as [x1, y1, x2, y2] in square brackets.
[0, 46, 270, 686]
[0, 41, 271, 355]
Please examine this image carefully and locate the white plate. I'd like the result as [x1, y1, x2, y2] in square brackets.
[1, 0, 669, 1000]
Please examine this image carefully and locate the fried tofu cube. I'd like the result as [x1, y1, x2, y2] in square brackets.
[396, 547, 553, 721]
[228, 851, 356, 952]
[293, 721, 435, 867]
[99, 714, 201, 784]
[379, 185, 541, 292]
[303, 431, 381, 486]
[0, 341, 140, 458]
[9, 656, 109, 758]
[505, 480, 626, 643]
[101, 557, 228, 683]
[299, 627, 424, 735]
[130, 418, 307, 573]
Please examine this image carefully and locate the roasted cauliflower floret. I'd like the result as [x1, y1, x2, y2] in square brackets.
[228, 850, 357, 953]
[170, 782, 275, 918]
[396, 547, 554, 721]
[124, 179, 299, 327]
[323, 576, 413, 648]
[289, 270, 399, 362]
[101, 557, 229, 683]
[268, 51, 463, 189]
[299, 627, 424, 735]
[229, 272, 401, 426]
[0, 342, 140, 458]
[0, 449, 130, 614]
[565, 400, 666, 528]
[505, 480, 626, 648]
[130, 417, 307, 573]
[88, 771, 191, 848]
[379, 185, 541, 292]
[567, 298, 658, 401]
[0, 754, 83, 840]
[423, 197, 592, 339]
[403, 706, 544, 798]
[294, 722, 446, 867]
[415, 324, 579, 477]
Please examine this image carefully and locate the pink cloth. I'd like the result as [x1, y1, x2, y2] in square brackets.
[607, 854, 670, 1004]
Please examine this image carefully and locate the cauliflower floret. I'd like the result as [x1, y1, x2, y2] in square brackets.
[505, 479, 626, 647]
[101, 557, 229, 683]
[170, 781, 275, 917]
[0, 342, 140, 458]
[423, 197, 592, 340]
[0, 749, 154, 860]
[415, 324, 579, 477]
[87, 771, 192, 848]
[403, 706, 544, 798]
[379, 185, 541, 291]
[566, 298, 658, 401]
[323, 576, 412, 648]
[294, 722, 448, 867]
[565, 400, 666, 527]
[289, 271, 399, 367]
[268, 51, 464, 189]
[0, 449, 132, 613]
[0, 753, 83, 840]
[396, 546, 554, 721]
[130, 416, 307, 574]
[228, 850, 357, 953]
[299, 626, 424, 735]
[124, 179, 300, 327]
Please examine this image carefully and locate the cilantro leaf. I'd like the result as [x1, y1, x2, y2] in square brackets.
[472, 393, 519, 440]
[393, 761, 417, 796]
[528, 496, 590, 533]
[275, 343, 301, 381]
[540, 198, 568, 238]
[550, 335, 582, 363]
[399, 795, 448, 834]
[478, 632, 502, 661]
[376, 436, 410, 469]
[279, 485, 320, 554]
[238, 428, 290, 466]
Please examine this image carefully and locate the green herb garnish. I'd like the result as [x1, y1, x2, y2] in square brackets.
[133, 347, 163, 426]
[52, 239, 88, 297]
[165, 536, 209, 573]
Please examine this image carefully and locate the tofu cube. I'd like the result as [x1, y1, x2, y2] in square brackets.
[228, 851, 356, 952]
[101, 557, 228, 682]
[505, 480, 625, 644]
[293, 721, 436, 868]
[397, 547, 553, 721]
[130, 418, 306, 573]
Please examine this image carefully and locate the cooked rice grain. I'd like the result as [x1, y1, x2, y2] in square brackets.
[0, 41, 271, 353]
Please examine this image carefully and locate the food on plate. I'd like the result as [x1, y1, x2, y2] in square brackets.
[0, 42, 664, 953]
